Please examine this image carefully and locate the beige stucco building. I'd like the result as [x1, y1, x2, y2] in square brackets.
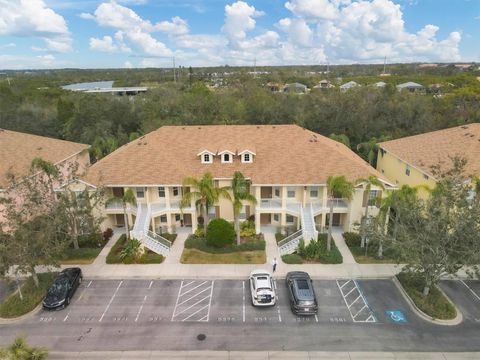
[80, 125, 392, 254]
[377, 123, 480, 198]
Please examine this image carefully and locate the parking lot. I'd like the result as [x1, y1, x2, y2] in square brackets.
[2, 278, 480, 352]
[33, 278, 417, 326]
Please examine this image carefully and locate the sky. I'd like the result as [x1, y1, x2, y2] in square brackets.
[0, 0, 479, 69]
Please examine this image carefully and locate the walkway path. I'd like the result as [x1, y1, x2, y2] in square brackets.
[331, 228, 356, 264]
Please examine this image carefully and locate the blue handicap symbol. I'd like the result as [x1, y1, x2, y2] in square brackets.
[385, 310, 407, 323]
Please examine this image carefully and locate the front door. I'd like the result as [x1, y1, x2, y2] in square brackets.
[260, 213, 271, 225]
[115, 214, 125, 226]
[183, 214, 192, 227]
[260, 187, 273, 199]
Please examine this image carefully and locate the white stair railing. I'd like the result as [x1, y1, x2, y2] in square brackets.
[277, 229, 303, 255]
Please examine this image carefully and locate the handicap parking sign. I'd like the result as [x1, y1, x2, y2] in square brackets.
[385, 310, 407, 323]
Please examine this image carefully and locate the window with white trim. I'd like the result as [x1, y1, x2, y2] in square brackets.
[203, 153, 212, 163]
[241, 152, 253, 163]
[160, 215, 167, 223]
[273, 214, 279, 222]
[222, 153, 232, 163]
[136, 187, 145, 198]
[286, 215, 294, 223]
[173, 187, 179, 196]
[310, 188, 318, 198]
[158, 187, 165, 197]
[287, 189, 296, 198]
[368, 190, 378, 206]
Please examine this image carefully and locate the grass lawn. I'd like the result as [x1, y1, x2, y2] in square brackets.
[106, 235, 164, 264]
[181, 248, 266, 264]
[397, 272, 456, 320]
[0, 273, 57, 318]
[61, 248, 102, 265]
[343, 232, 395, 264]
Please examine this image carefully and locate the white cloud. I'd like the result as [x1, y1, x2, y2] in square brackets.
[222, 1, 264, 48]
[285, 0, 339, 20]
[156, 16, 189, 35]
[0, 53, 60, 69]
[89, 34, 131, 53]
[277, 18, 313, 47]
[79, 12, 95, 20]
[0, 43, 16, 49]
[124, 60, 133, 68]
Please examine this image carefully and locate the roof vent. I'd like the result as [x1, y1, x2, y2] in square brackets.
[182, 127, 185, 130]
[37, 147, 43, 151]
[470, 134, 475, 138]
[198, 127, 201, 129]
[256, 126, 260, 129]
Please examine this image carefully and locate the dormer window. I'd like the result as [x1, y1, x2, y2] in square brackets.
[239, 150, 255, 163]
[198, 150, 215, 164]
[219, 150, 235, 164]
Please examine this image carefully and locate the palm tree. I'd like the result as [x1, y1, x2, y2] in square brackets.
[107, 188, 136, 240]
[1, 336, 48, 360]
[180, 173, 231, 233]
[358, 175, 385, 248]
[326, 176, 354, 252]
[231, 172, 257, 245]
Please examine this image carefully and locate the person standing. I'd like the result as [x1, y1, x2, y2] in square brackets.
[272, 257, 278, 272]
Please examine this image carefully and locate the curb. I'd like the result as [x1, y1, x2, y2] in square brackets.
[0, 302, 43, 324]
[393, 276, 463, 326]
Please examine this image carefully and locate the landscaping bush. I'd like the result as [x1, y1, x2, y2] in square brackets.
[195, 226, 205, 238]
[240, 220, 256, 238]
[105, 235, 164, 264]
[281, 254, 303, 264]
[120, 239, 142, 260]
[294, 234, 343, 264]
[160, 232, 178, 243]
[103, 228, 114, 242]
[0, 273, 57, 318]
[343, 232, 361, 247]
[275, 233, 285, 243]
[206, 218, 235, 248]
[397, 272, 456, 320]
[106, 234, 127, 263]
[78, 232, 105, 248]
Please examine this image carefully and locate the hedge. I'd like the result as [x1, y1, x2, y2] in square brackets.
[206, 218, 236, 247]
[185, 235, 265, 254]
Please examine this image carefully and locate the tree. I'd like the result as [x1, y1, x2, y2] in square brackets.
[329, 133, 351, 148]
[326, 176, 354, 252]
[230, 172, 257, 245]
[180, 173, 231, 233]
[374, 157, 480, 296]
[0, 335, 48, 360]
[107, 188, 136, 240]
[358, 175, 385, 248]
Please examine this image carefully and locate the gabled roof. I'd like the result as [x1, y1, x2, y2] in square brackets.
[396, 81, 424, 89]
[0, 129, 89, 189]
[84, 125, 387, 186]
[340, 81, 360, 90]
[378, 124, 480, 178]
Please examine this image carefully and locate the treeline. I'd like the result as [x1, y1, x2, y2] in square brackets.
[0, 68, 479, 164]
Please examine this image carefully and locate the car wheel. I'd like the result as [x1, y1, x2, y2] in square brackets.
[79, 276, 82, 284]
[66, 297, 70, 307]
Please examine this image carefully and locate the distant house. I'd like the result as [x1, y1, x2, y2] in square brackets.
[339, 81, 360, 92]
[266, 82, 282, 93]
[396, 82, 424, 93]
[283, 82, 308, 94]
[374, 81, 387, 88]
[313, 79, 334, 89]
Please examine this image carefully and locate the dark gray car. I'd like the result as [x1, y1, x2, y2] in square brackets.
[285, 271, 318, 315]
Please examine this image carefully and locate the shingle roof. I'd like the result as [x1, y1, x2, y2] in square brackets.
[84, 125, 387, 186]
[378, 124, 480, 177]
[0, 129, 89, 188]
[396, 81, 424, 89]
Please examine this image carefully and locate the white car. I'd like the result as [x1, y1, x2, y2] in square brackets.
[249, 269, 276, 306]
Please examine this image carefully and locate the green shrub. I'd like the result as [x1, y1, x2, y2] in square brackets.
[397, 272, 456, 320]
[106, 234, 127, 264]
[78, 232, 105, 248]
[119, 239, 142, 260]
[295, 234, 342, 264]
[240, 220, 256, 238]
[195, 226, 205, 238]
[103, 228, 114, 242]
[281, 254, 303, 264]
[343, 232, 361, 247]
[160, 232, 178, 243]
[275, 233, 285, 243]
[137, 251, 164, 264]
[206, 218, 235, 248]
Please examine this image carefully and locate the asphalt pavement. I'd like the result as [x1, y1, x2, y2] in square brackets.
[1, 278, 480, 353]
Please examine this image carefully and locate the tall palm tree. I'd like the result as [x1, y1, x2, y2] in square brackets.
[358, 175, 385, 248]
[180, 173, 231, 233]
[107, 188, 136, 240]
[231, 171, 257, 245]
[326, 176, 354, 252]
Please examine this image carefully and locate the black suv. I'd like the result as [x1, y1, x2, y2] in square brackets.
[285, 271, 318, 315]
[43, 268, 83, 310]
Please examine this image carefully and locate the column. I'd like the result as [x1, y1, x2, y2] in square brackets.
[255, 211, 261, 234]
[167, 213, 173, 233]
[191, 212, 197, 234]
[281, 186, 287, 208]
[165, 186, 171, 208]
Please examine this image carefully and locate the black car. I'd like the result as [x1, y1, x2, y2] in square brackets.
[285, 271, 318, 315]
[43, 268, 83, 310]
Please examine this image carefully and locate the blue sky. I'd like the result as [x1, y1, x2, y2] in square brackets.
[0, 0, 478, 69]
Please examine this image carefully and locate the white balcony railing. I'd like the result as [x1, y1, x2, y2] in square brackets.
[258, 199, 282, 208]
[327, 198, 348, 208]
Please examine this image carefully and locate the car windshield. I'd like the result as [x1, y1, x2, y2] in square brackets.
[298, 300, 315, 306]
[48, 277, 69, 295]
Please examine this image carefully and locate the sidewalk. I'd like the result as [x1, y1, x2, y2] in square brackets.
[57, 228, 403, 280]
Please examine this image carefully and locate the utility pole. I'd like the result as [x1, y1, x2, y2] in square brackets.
[173, 57, 176, 83]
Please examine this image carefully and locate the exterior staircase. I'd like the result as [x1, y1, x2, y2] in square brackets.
[130, 204, 171, 256]
[278, 229, 303, 255]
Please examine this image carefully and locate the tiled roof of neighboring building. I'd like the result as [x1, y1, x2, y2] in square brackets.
[0, 129, 89, 188]
[84, 125, 388, 186]
[378, 123, 480, 177]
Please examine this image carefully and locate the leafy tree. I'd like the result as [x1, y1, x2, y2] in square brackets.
[180, 173, 231, 233]
[326, 176, 354, 252]
[372, 157, 480, 296]
[206, 218, 235, 247]
[107, 188, 136, 240]
[0, 335, 48, 360]
[329, 133, 350, 148]
[358, 176, 385, 248]
[230, 171, 257, 245]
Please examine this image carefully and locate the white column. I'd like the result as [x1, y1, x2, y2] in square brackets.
[281, 186, 287, 208]
[165, 186, 171, 208]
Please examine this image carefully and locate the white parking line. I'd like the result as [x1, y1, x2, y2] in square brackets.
[336, 279, 376, 323]
[99, 280, 123, 322]
[148, 281, 153, 289]
[77, 280, 93, 302]
[135, 295, 147, 322]
[206, 281, 214, 322]
[242, 281, 246, 322]
[460, 280, 480, 301]
[315, 314, 319, 322]
[174, 295, 211, 318]
[179, 281, 208, 297]
[176, 285, 211, 307]
[274, 280, 282, 322]
[183, 304, 210, 321]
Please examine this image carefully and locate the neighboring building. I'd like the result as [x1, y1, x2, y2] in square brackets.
[0, 129, 90, 225]
[62, 81, 147, 95]
[374, 81, 387, 88]
[396, 82, 424, 92]
[377, 124, 480, 197]
[82, 125, 392, 254]
[283, 83, 308, 94]
[313, 79, 334, 89]
[266, 82, 281, 93]
[339, 81, 360, 92]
